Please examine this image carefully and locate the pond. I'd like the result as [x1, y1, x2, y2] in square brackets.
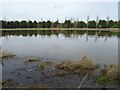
[1, 30, 120, 88]
[2, 30, 119, 64]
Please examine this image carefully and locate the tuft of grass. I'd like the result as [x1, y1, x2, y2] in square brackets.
[96, 76, 111, 85]
[101, 65, 120, 80]
[38, 63, 47, 70]
[37, 61, 53, 70]
[37, 61, 54, 70]
[55, 57, 99, 75]
[1, 52, 15, 59]
[1, 79, 13, 86]
[96, 64, 120, 85]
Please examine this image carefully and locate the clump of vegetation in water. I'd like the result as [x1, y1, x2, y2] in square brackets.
[96, 76, 112, 85]
[24, 58, 39, 64]
[1, 79, 13, 86]
[1, 52, 15, 59]
[55, 57, 99, 75]
[96, 65, 120, 86]
[38, 63, 48, 70]
[37, 61, 53, 70]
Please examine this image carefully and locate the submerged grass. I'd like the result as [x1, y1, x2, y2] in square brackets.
[55, 57, 99, 75]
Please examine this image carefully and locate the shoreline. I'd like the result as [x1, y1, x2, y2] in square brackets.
[0, 28, 119, 32]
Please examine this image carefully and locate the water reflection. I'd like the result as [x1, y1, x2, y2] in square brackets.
[2, 30, 120, 42]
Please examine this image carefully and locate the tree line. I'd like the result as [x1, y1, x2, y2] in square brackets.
[1, 19, 120, 28]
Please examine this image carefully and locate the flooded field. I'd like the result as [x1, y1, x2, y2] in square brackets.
[1, 30, 120, 88]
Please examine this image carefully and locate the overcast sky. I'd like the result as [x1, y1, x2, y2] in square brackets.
[0, 0, 119, 21]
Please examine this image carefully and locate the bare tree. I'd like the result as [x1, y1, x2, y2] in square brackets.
[27, 19, 29, 28]
[57, 18, 59, 28]
[87, 16, 89, 28]
[107, 16, 110, 28]
[96, 16, 99, 28]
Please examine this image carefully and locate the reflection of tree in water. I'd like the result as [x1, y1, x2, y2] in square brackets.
[95, 31, 98, 42]
[63, 30, 72, 38]
[4, 34, 9, 41]
[86, 31, 88, 42]
[105, 34, 108, 42]
[2, 30, 119, 41]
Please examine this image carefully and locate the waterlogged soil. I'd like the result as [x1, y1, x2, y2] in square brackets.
[2, 56, 120, 88]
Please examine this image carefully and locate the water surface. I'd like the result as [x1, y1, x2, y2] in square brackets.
[2, 30, 119, 65]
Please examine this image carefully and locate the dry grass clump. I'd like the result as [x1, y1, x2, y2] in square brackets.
[55, 57, 99, 75]
[1, 79, 13, 86]
[1, 52, 15, 59]
[97, 65, 120, 85]
[103, 65, 119, 80]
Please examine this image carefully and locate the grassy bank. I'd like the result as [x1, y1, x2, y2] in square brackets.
[0, 28, 119, 32]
